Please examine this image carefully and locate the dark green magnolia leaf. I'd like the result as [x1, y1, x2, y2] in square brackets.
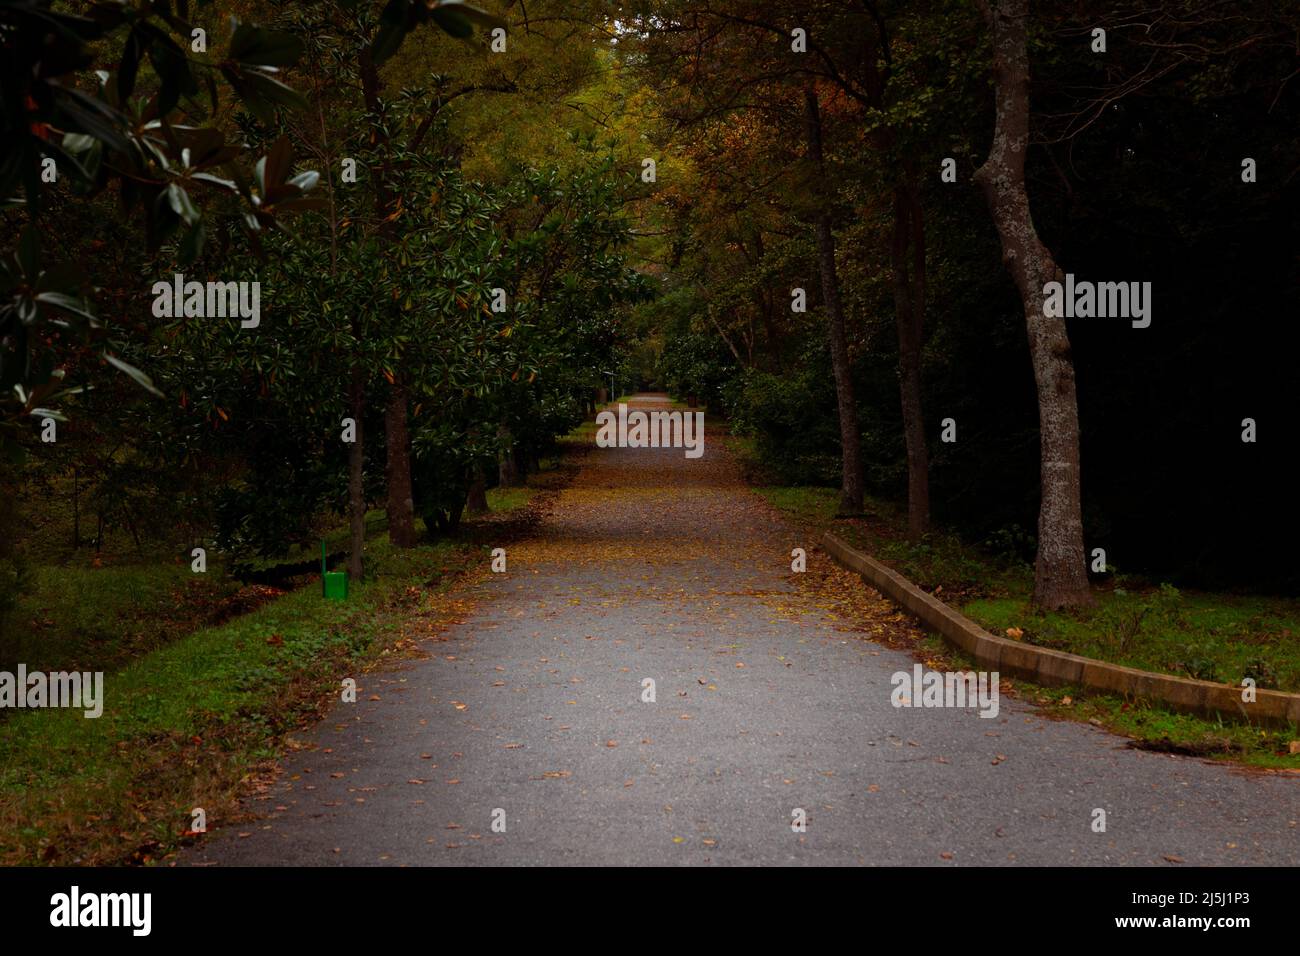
[438, 2, 506, 30]
[167, 182, 201, 225]
[178, 219, 205, 264]
[180, 127, 235, 168]
[190, 170, 237, 192]
[141, 24, 198, 114]
[34, 292, 98, 325]
[260, 135, 294, 191]
[118, 28, 143, 100]
[16, 228, 40, 280]
[430, 7, 474, 39]
[229, 24, 304, 68]
[51, 86, 133, 156]
[237, 70, 309, 122]
[103, 352, 164, 398]
[370, 0, 412, 66]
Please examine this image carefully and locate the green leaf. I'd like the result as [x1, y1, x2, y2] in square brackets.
[229, 24, 304, 68]
[261, 135, 294, 191]
[103, 353, 164, 398]
[430, 7, 474, 39]
[166, 182, 201, 225]
[437, 2, 506, 31]
[238, 70, 309, 121]
[34, 291, 98, 325]
[371, 0, 412, 65]
[118, 28, 143, 100]
[290, 170, 320, 192]
[178, 220, 206, 264]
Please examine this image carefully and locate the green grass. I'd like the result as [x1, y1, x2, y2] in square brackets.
[3, 563, 244, 675]
[965, 588, 1299, 693]
[0, 536, 483, 866]
[753, 484, 1023, 595]
[752, 485, 839, 526]
[755, 482, 1300, 766]
[0, 477, 556, 865]
[486, 486, 533, 512]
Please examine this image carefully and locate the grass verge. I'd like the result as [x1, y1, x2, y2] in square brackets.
[0, 471, 563, 865]
[753, 482, 1300, 769]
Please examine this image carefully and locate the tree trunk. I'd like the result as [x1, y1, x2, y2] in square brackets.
[890, 178, 931, 541]
[465, 464, 489, 514]
[347, 364, 366, 580]
[498, 423, 519, 488]
[384, 378, 417, 548]
[804, 87, 865, 516]
[0, 467, 17, 563]
[973, 0, 1092, 610]
[72, 467, 80, 549]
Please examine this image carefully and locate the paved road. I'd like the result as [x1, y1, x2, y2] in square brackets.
[180, 394, 1299, 866]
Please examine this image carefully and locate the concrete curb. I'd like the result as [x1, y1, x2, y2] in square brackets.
[821, 532, 1300, 729]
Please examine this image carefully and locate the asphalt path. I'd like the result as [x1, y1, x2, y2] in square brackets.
[179, 394, 1299, 866]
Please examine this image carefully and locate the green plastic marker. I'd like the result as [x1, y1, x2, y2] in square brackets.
[322, 539, 348, 600]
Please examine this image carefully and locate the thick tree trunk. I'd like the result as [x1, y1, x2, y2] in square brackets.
[804, 88, 864, 516]
[465, 463, 489, 514]
[890, 179, 931, 541]
[973, 0, 1092, 609]
[384, 379, 417, 548]
[347, 365, 366, 580]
